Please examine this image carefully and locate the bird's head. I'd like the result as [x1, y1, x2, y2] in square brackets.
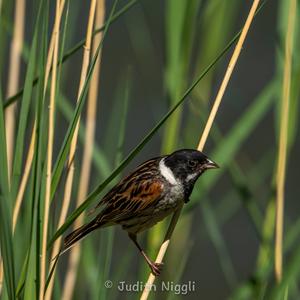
[160, 149, 219, 185]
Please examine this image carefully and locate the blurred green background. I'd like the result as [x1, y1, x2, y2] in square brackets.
[0, 0, 299, 299]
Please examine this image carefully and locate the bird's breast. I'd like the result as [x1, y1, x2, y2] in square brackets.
[119, 183, 184, 235]
[155, 183, 184, 212]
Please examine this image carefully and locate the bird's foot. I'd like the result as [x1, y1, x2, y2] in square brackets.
[150, 262, 163, 276]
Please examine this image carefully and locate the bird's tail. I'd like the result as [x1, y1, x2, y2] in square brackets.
[63, 220, 99, 253]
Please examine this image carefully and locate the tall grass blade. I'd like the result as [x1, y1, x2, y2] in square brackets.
[0, 87, 16, 300]
[50, 0, 117, 202]
[275, 0, 297, 282]
[11, 14, 38, 201]
[23, 1, 48, 298]
[57, 92, 111, 177]
[3, 0, 141, 109]
[97, 70, 131, 300]
[202, 201, 237, 287]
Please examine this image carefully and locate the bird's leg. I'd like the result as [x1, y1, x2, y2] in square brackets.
[128, 233, 163, 276]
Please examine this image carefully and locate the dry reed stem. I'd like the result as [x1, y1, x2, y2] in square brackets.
[58, 0, 97, 226]
[9, 0, 65, 291]
[39, 0, 61, 298]
[44, 0, 97, 298]
[1, 0, 65, 292]
[140, 1, 261, 299]
[0, 0, 25, 293]
[62, 1, 105, 299]
[46, 2, 103, 297]
[44, 0, 66, 96]
[275, 0, 296, 283]
[4, 0, 25, 182]
[12, 125, 36, 233]
[11, 0, 66, 233]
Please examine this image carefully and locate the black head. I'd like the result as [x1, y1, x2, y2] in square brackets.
[163, 149, 219, 185]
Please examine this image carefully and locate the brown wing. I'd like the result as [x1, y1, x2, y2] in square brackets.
[97, 179, 164, 224]
[63, 157, 164, 251]
[90, 157, 165, 224]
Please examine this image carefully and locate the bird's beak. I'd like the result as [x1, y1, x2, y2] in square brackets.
[204, 158, 219, 169]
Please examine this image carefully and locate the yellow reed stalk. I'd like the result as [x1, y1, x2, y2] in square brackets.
[9, 12, 67, 295]
[140, 1, 261, 299]
[0, 0, 25, 293]
[12, 126, 35, 233]
[45, 3, 101, 295]
[275, 0, 296, 283]
[44, 0, 97, 298]
[61, 1, 105, 299]
[11, 0, 66, 233]
[1, 0, 65, 291]
[39, 0, 61, 298]
[44, 0, 66, 96]
[4, 0, 25, 182]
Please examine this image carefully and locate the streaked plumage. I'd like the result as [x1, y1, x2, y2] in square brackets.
[64, 149, 218, 275]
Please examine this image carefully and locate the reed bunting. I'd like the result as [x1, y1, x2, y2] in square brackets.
[64, 149, 218, 276]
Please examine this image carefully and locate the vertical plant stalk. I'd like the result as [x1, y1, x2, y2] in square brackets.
[12, 131, 36, 232]
[0, 0, 25, 293]
[57, 0, 96, 242]
[140, 0, 261, 299]
[4, 0, 25, 181]
[275, 0, 296, 283]
[62, 2, 105, 299]
[11, 0, 66, 233]
[45, 1, 103, 299]
[44, 0, 97, 298]
[148, 0, 193, 264]
[197, 0, 259, 151]
[39, 0, 61, 298]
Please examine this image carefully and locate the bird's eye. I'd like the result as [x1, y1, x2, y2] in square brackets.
[188, 160, 197, 167]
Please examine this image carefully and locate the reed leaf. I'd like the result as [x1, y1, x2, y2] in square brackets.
[3, 0, 141, 109]
[0, 87, 16, 300]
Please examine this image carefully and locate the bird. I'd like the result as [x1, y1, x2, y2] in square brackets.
[63, 149, 219, 276]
